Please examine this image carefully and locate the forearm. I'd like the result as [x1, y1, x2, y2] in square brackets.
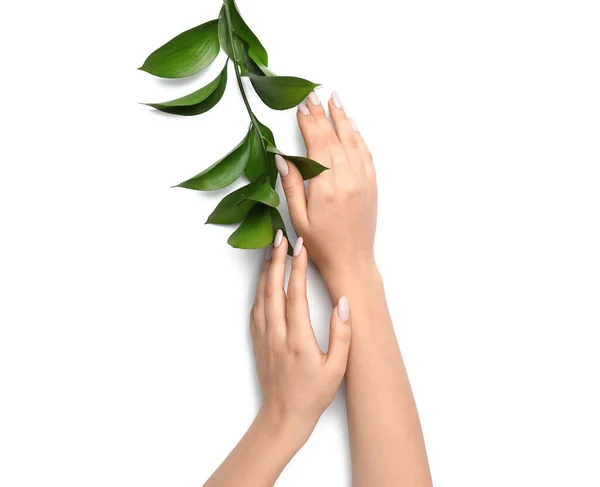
[324, 263, 432, 487]
[203, 409, 306, 487]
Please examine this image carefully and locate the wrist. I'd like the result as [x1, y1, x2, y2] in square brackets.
[255, 406, 315, 451]
[320, 259, 381, 301]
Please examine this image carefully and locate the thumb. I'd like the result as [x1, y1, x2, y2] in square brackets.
[275, 154, 308, 229]
[326, 296, 352, 378]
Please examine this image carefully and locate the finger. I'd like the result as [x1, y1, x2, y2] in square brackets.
[304, 91, 348, 171]
[328, 93, 365, 177]
[275, 154, 309, 231]
[350, 120, 376, 180]
[265, 230, 288, 341]
[297, 102, 332, 169]
[325, 296, 352, 380]
[252, 249, 271, 335]
[286, 238, 316, 343]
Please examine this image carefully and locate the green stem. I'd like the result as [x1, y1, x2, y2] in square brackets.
[223, 4, 261, 132]
[223, 3, 272, 182]
[234, 62, 259, 128]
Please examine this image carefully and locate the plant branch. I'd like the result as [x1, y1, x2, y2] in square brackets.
[233, 62, 258, 128]
[223, 4, 266, 145]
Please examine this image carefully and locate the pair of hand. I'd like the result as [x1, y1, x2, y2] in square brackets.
[251, 90, 377, 440]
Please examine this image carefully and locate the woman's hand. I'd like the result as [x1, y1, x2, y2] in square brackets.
[251, 230, 352, 444]
[275, 91, 378, 289]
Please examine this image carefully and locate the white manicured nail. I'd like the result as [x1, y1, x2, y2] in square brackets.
[308, 91, 320, 106]
[331, 91, 343, 109]
[297, 103, 310, 115]
[274, 154, 289, 177]
[338, 296, 350, 322]
[274, 229, 284, 248]
[293, 237, 304, 257]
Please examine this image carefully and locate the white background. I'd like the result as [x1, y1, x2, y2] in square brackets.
[1, 0, 599, 485]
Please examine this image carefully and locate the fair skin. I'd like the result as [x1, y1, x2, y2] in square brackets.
[204, 91, 432, 486]
[204, 235, 352, 487]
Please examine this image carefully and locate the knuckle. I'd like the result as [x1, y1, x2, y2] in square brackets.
[344, 183, 361, 197]
[268, 336, 281, 354]
[312, 138, 328, 152]
[324, 191, 336, 203]
[264, 284, 277, 300]
[284, 182, 303, 200]
[346, 135, 360, 149]
[286, 287, 305, 305]
[336, 326, 352, 343]
[284, 184, 296, 199]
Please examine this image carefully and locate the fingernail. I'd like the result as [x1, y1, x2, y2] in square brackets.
[349, 118, 358, 132]
[293, 237, 304, 257]
[274, 229, 284, 248]
[265, 245, 273, 260]
[274, 154, 289, 177]
[308, 91, 320, 106]
[331, 91, 343, 109]
[338, 296, 350, 322]
[297, 103, 310, 115]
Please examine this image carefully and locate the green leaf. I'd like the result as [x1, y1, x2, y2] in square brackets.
[139, 20, 220, 78]
[176, 128, 250, 191]
[223, 0, 268, 67]
[242, 39, 275, 76]
[228, 204, 273, 249]
[218, 7, 245, 65]
[245, 125, 268, 181]
[145, 64, 228, 116]
[257, 119, 275, 144]
[265, 143, 328, 179]
[206, 186, 256, 224]
[270, 208, 294, 257]
[206, 175, 278, 224]
[253, 121, 278, 186]
[242, 178, 280, 207]
[245, 73, 319, 110]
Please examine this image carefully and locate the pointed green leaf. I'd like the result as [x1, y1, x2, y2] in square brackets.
[270, 208, 294, 257]
[139, 20, 220, 78]
[223, 0, 268, 67]
[176, 128, 250, 191]
[255, 121, 278, 186]
[257, 120, 275, 144]
[265, 143, 328, 180]
[228, 204, 273, 249]
[206, 186, 256, 224]
[145, 64, 228, 116]
[206, 174, 278, 224]
[218, 7, 246, 65]
[242, 39, 275, 76]
[242, 178, 280, 207]
[245, 73, 319, 110]
[245, 125, 268, 181]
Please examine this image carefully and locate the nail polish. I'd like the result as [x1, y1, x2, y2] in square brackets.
[349, 118, 358, 132]
[274, 229, 284, 248]
[265, 245, 273, 260]
[337, 296, 350, 322]
[308, 91, 320, 106]
[297, 103, 310, 115]
[274, 154, 289, 177]
[331, 91, 343, 109]
[293, 237, 304, 257]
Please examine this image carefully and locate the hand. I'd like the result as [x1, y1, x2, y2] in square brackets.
[275, 91, 378, 287]
[251, 231, 352, 444]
